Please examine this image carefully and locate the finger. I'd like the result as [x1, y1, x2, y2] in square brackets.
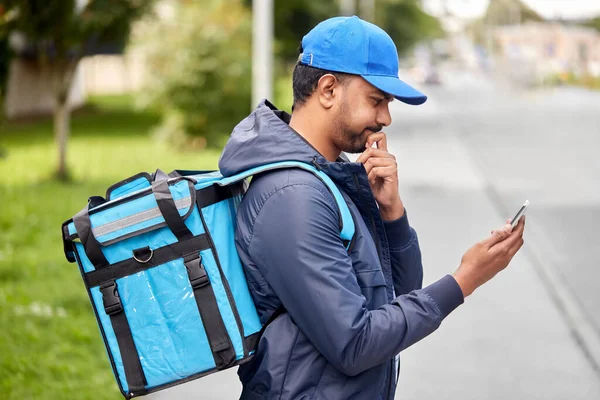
[365, 132, 387, 149]
[356, 147, 395, 164]
[363, 157, 396, 174]
[482, 224, 513, 248]
[490, 221, 525, 253]
[507, 237, 524, 258]
[367, 165, 397, 183]
[365, 132, 388, 151]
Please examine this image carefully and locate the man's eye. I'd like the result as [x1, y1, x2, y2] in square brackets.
[372, 98, 383, 105]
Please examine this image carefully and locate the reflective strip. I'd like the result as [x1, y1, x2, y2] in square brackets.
[92, 196, 192, 238]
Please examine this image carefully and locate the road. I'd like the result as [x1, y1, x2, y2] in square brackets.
[395, 67, 600, 399]
[144, 69, 600, 399]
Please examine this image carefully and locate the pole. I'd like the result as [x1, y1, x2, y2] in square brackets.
[252, 0, 273, 107]
[340, 0, 355, 16]
[360, 0, 375, 22]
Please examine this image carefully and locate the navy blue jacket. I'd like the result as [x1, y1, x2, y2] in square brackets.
[219, 100, 464, 400]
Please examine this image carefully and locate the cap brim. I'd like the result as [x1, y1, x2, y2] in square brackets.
[362, 75, 427, 106]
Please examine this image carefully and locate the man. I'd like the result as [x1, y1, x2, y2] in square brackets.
[218, 16, 525, 400]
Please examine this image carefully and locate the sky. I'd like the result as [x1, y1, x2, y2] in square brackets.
[422, 0, 600, 20]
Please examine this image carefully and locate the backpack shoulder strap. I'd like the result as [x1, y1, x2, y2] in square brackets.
[229, 162, 357, 341]
[219, 161, 355, 246]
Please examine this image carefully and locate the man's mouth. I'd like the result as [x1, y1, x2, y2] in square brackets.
[365, 126, 382, 134]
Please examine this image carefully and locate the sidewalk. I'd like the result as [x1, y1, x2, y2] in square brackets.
[390, 103, 600, 399]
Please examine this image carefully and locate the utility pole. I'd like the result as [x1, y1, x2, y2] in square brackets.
[252, 0, 273, 107]
[360, 0, 375, 22]
[340, 0, 356, 16]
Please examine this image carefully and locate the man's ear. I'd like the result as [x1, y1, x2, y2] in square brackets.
[316, 74, 343, 110]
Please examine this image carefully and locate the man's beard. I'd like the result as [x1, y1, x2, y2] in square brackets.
[335, 100, 382, 154]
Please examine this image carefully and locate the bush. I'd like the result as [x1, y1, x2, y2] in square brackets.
[136, 0, 252, 149]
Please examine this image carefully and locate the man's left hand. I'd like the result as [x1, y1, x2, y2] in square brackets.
[356, 132, 404, 221]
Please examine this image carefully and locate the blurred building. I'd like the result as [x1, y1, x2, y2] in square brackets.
[3, 0, 153, 119]
[493, 22, 600, 78]
[4, 53, 148, 119]
[4, 58, 86, 119]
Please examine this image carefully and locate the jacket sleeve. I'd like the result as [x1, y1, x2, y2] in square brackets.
[383, 210, 424, 296]
[246, 183, 464, 377]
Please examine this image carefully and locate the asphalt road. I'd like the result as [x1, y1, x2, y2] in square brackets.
[394, 68, 600, 399]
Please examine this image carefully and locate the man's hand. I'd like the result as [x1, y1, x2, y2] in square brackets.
[356, 132, 404, 221]
[453, 216, 526, 297]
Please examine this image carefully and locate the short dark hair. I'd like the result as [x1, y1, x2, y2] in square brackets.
[292, 46, 351, 110]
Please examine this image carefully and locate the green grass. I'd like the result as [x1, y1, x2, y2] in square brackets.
[0, 95, 221, 399]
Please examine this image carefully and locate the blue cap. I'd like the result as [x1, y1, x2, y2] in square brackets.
[299, 16, 427, 105]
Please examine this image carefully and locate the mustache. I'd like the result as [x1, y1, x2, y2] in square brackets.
[365, 125, 383, 134]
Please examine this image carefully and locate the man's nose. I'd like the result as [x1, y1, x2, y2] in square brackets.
[377, 105, 392, 127]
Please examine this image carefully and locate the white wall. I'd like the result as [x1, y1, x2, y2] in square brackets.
[4, 58, 86, 119]
[80, 52, 146, 95]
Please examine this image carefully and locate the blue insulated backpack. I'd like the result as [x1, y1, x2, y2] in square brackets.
[61, 162, 355, 399]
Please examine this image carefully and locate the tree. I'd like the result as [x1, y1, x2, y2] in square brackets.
[0, 0, 152, 180]
[137, 0, 253, 149]
[469, 0, 543, 46]
[253, 0, 443, 65]
[139, 0, 440, 148]
[271, 0, 339, 64]
[0, 3, 17, 126]
[375, 0, 443, 56]
[583, 16, 600, 32]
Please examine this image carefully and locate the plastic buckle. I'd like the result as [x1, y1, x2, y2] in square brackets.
[100, 282, 123, 315]
[186, 257, 209, 289]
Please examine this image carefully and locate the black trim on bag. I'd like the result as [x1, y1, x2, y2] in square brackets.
[184, 253, 236, 370]
[62, 178, 197, 247]
[196, 199, 249, 357]
[245, 332, 261, 352]
[196, 181, 246, 209]
[106, 172, 153, 201]
[84, 234, 211, 288]
[72, 250, 130, 399]
[168, 169, 215, 178]
[247, 305, 286, 352]
[73, 231, 241, 399]
[126, 355, 256, 399]
[62, 221, 76, 263]
[73, 202, 110, 268]
[152, 179, 195, 241]
[62, 173, 252, 399]
[98, 177, 196, 219]
[60, 178, 243, 264]
[100, 280, 147, 397]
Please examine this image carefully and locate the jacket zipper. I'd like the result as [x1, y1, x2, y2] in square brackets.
[387, 359, 394, 399]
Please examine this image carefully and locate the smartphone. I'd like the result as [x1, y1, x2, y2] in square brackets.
[510, 200, 529, 229]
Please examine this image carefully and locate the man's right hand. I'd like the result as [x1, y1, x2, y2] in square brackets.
[452, 216, 526, 297]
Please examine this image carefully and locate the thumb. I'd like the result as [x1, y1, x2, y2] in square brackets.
[483, 223, 513, 248]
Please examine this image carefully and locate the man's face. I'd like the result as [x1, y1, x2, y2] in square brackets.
[331, 76, 393, 154]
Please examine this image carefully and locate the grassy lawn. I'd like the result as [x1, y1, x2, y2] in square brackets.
[0, 95, 222, 399]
